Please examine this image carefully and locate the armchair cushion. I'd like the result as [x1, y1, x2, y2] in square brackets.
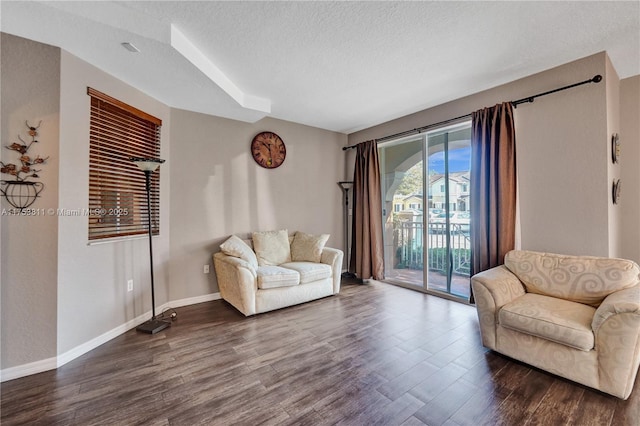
[504, 250, 640, 307]
[257, 266, 300, 289]
[291, 232, 330, 262]
[500, 293, 596, 351]
[253, 229, 292, 266]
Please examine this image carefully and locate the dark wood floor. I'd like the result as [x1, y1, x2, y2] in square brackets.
[2, 280, 639, 425]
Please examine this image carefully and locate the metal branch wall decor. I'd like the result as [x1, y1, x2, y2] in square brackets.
[1, 121, 49, 210]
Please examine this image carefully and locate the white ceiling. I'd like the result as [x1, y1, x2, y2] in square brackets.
[2, 1, 639, 134]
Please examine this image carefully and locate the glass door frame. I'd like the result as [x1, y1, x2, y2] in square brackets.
[380, 120, 472, 303]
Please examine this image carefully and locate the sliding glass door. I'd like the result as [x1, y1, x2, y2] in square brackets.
[425, 124, 471, 297]
[380, 122, 471, 300]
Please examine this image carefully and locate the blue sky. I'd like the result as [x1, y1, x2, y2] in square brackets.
[428, 146, 471, 174]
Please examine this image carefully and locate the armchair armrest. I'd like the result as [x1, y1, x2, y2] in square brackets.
[592, 284, 640, 333]
[471, 265, 526, 350]
[592, 284, 640, 399]
[213, 252, 258, 316]
[471, 265, 526, 308]
[321, 247, 344, 294]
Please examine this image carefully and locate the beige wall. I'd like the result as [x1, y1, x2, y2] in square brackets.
[57, 52, 171, 355]
[349, 52, 620, 258]
[169, 110, 347, 300]
[606, 55, 621, 258]
[516, 54, 609, 256]
[620, 75, 640, 263]
[1, 34, 60, 368]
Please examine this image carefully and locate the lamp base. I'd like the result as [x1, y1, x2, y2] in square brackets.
[136, 318, 170, 334]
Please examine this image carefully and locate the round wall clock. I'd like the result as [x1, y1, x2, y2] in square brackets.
[251, 131, 286, 169]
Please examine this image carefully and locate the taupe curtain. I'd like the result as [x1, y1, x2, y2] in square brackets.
[350, 140, 384, 280]
[470, 102, 517, 301]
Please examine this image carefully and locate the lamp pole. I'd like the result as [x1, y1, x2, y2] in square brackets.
[338, 181, 356, 279]
[130, 157, 168, 334]
[143, 169, 157, 320]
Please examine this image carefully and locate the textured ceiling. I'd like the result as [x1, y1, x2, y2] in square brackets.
[2, 1, 639, 133]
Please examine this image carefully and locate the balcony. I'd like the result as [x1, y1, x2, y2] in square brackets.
[386, 221, 471, 299]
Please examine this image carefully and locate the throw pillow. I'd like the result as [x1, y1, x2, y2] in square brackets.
[291, 232, 330, 263]
[252, 229, 292, 266]
[220, 235, 258, 269]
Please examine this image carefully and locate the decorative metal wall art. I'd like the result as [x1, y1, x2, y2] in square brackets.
[1, 121, 49, 210]
[612, 179, 621, 205]
[611, 133, 620, 164]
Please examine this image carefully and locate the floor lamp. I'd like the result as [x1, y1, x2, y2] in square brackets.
[338, 181, 356, 279]
[130, 157, 169, 334]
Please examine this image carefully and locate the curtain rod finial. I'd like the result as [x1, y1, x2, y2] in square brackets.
[592, 75, 602, 83]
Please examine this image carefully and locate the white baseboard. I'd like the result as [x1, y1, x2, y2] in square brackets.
[56, 309, 152, 368]
[0, 292, 221, 383]
[166, 292, 221, 308]
[0, 356, 58, 383]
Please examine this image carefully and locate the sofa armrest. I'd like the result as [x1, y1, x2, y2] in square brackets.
[592, 284, 640, 399]
[213, 252, 258, 316]
[321, 247, 344, 294]
[471, 265, 526, 350]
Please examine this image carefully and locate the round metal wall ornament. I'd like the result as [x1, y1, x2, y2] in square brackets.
[612, 179, 621, 204]
[611, 133, 620, 164]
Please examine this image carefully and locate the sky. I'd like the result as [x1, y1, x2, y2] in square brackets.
[428, 146, 471, 174]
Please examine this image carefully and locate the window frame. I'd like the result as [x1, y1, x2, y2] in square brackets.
[87, 87, 162, 242]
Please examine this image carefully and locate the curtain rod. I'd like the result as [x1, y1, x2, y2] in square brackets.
[343, 74, 602, 151]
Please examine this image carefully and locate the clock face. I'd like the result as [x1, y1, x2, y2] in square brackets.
[251, 132, 286, 169]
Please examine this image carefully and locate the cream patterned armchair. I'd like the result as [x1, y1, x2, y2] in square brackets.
[471, 250, 640, 399]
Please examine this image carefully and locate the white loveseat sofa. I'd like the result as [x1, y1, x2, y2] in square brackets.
[213, 230, 343, 316]
[471, 250, 640, 399]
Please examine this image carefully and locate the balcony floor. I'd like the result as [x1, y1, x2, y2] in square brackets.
[385, 268, 470, 300]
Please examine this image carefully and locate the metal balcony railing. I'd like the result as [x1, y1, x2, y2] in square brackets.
[394, 221, 471, 276]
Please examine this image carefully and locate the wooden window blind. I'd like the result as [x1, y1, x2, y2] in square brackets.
[87, 87, 162, 241]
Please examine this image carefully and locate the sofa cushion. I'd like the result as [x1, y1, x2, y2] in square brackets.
[280, 262, 332, 284]
[220, 235, 258, 269]
[499, 293, 596, 351]
[291, 232, 330, 263]
[504, 250, 640, 307]
[252, 229, 292, 266]
[256, 266, 300, 289]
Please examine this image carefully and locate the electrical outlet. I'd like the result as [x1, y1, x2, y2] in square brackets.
[127, 279, 133, 292]
[204, 265, 210, 274]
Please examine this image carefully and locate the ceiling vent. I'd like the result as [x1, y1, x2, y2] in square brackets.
[121, 42, 140, 53]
